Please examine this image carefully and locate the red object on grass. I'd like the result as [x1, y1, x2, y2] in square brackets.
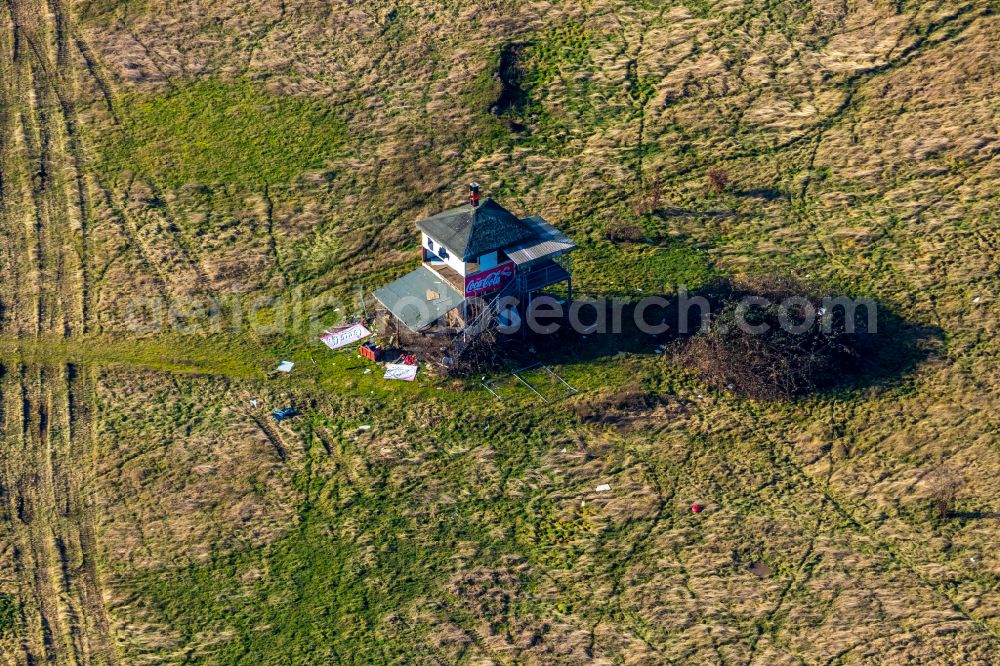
[691, 504, 704, 513]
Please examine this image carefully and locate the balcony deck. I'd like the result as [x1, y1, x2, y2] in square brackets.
[425, 262, 466, 294]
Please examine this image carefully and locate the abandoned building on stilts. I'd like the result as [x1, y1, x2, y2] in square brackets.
[373, 184, 576, 358]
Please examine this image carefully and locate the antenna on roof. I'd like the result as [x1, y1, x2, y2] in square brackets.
[469, 182, 481, 208]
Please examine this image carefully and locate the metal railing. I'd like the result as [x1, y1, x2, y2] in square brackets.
[522, 260, 569, 291]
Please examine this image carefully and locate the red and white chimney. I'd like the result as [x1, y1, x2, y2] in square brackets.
[469, 182, 481, 208]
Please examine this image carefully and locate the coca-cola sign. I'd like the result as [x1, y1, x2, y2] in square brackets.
[465, 261, 516, 297]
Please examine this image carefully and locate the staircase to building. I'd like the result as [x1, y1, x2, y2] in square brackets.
[452, 260, 572, 359]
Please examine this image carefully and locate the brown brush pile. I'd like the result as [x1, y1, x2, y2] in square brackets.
[679, 276, 878, 400]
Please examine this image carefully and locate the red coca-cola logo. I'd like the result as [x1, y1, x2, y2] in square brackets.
[465, 262, 516, 297]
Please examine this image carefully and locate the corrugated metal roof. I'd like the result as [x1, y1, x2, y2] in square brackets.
[505, 216, 577, 266]
[373, 266, 465, 332]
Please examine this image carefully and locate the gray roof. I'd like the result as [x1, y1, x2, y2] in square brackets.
[415, 198, 535, 261]
[505, 215, 577, 266]
[372, 265, 465, 332]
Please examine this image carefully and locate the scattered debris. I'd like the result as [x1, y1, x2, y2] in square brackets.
[595, 484, 612, 493]
[250, 399, 258, 408]
[272, 407, 298, 422]
[748, 561, 772, 578]
[276, 361, 295, 373]
[691, 504, 704, 513]
[364, 368, 372, 375]
[972, 296, 981, 304]
[358, 425, 372, 431]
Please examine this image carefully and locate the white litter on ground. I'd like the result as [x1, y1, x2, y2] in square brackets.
[276, 361, 295, 373]
[595, 484, 612, 493]
[358, 425, 372, 431]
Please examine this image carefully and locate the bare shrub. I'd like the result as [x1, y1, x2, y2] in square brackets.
[706, 167, 730, 193]
[572, 386, 659, 423]
[631, 178, 665, 216]
[606, 220, 645, 242]
[927, 468, 965, 520]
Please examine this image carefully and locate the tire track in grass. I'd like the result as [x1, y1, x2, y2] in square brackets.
[2, 0, 44, 338]
[0, 5, 71, 657]
[0, 361, 45, 665]
[72, 35, 118, 124]
[737, 401, 1000, 643]
[248, 412, 289, 462]
[0, 0, 119, 661]
[66, 364, 117, 665]
[4, 363, 72, 663]
[114, 175, 174, 311]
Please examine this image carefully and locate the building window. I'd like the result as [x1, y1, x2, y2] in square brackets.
[439, 247, 449, 259]
[427, 239, 434, 251]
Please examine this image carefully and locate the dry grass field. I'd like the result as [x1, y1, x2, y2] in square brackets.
[0, 0, 997, 663]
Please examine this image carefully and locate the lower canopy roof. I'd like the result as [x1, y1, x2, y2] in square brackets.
[373, 265, 465, 332]
[505, 215, 577, 267]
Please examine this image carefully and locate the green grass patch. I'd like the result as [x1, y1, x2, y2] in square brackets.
[129, 507, 457, 664]
[573, 240, 721, 296]
[0, 593, 16, 636]
[522, 21, 594, 91]
[99, 80, 348, 188]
